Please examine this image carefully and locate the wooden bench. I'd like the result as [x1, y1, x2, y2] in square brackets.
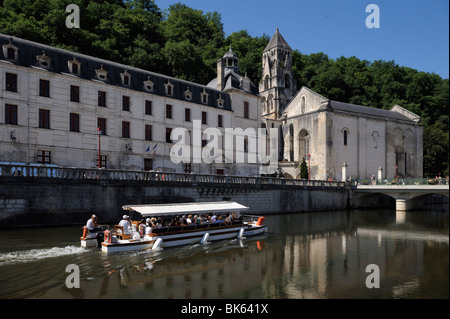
[114, 225, 131, 240]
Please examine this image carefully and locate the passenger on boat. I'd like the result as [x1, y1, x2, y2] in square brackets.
[211, 213, 217, 222]
[213, 216, 224, 224]
[119, 215, 131, 234]
[224, 213, 232, 225]
[86, 214, 102, 232]
[156, 218, 163, 228]
[186, 215, 192, 224]
[145, 218, 153, 235]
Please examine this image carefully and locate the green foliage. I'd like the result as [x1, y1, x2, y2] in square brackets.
[423, 121, 449, 177]
[224, 30, 269, 85]
[0, 0, 448, 175]
[299, 157, 308, 179]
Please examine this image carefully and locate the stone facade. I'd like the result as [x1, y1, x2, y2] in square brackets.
[0, 30, 424, 180]
[0, 34, 261, 176]
[260, 30, 423, 181]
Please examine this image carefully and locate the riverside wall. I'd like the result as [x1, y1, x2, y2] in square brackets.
[0, 165, 349, 228]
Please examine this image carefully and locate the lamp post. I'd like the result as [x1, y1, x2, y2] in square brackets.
[97, 127, 102, 169]
[307, 154, 311, 180]
[395, 165, 398, 179]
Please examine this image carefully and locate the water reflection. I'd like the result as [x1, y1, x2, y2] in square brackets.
[0, 207, 448, 299]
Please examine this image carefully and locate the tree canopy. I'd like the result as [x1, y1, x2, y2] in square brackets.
[0, 0, 448, 176]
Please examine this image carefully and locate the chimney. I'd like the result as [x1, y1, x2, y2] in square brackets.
[217, 58, 224, 91]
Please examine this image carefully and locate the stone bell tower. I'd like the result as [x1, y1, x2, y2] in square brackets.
[259, 28, 296, 121]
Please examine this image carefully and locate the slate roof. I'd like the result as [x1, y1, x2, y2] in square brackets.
[0, 33, 232, 111]
[207, 69, 259, 95]
[264, 28, 292, 53]
[323, 100, 419, 123]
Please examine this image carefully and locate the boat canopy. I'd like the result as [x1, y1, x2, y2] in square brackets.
[122, 201, 249, 217]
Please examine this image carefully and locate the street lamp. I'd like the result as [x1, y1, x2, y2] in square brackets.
[97, 127, 102, 169]
[395, 165, 398, 179]
[307, 154, 311, 180]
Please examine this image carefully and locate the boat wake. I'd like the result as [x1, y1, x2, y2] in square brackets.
[0, 246, 88, 267]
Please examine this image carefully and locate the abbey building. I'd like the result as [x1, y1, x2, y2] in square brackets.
[0, 30, 423, 180]
[260, 29, 423, 181]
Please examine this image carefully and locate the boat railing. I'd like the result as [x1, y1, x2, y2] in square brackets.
[151, 220, 244, 234]
[241, 214, 264, 224]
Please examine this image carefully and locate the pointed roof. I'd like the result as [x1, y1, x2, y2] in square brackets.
[264, 27, 292, 52]
[223, 45, 238, 59]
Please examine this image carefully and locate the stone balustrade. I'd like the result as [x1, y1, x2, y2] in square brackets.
[0, 163, 345, 189]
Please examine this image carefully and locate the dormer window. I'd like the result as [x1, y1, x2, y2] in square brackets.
[165, 81, 174, 96]
[67, 57, 81, 75]
[184, 87, 192, 101]
[201, 89, 209, 104]
[36, 50, 51, 69]
[121, 70, 131, 86]
[2, 38, 18, 62]
[95, 65, 108, 81]
[143, 76, 154, 92]
[217, 94, 224, 108]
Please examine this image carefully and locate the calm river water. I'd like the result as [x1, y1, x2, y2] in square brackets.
[0, 206, 448, 299]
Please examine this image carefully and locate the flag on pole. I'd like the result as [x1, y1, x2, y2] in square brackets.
[145, 145, 150, 152]
[152, 143, 158, 155]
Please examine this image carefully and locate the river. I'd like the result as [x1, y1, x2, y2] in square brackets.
[0, 206, 448, 299]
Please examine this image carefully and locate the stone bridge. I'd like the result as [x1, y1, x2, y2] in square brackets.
[353, 184, 449, 210]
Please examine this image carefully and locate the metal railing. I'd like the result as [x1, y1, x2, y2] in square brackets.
[0, 163, 346, 189]
[352, 178, 449, 186]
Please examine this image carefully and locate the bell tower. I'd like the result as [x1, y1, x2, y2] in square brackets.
[259, 28, 296, 120]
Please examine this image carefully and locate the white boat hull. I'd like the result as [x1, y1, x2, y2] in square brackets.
[80, 237, 98, 248]
[101, 223, 267, 253]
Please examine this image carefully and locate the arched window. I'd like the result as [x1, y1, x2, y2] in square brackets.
[289, 124, 294, 161]
[372, 131, 380, 148]
[395, 146, 406, 178]
[343, 129, 349, 146]
[300, 96, 306, 114]
[264, 75, 269, 90]
[284, 74, 290, 89]
[267, 94, 274, 112]
[298, 129, 310, 160]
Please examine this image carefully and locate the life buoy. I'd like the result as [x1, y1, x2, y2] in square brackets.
[82, 226, 88, 238]
[104, 230, 111, 243]
[256, 217, 265, 226]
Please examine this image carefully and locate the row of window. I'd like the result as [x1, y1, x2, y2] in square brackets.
[32, 150, 226, 174]
[3, 102, 227, 130]
[2, 42, 220, 105]
[5, 106, 238, 147]
[3, 72, 252, 119]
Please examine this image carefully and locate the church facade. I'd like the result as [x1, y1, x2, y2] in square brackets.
[260, 29, 423, 181]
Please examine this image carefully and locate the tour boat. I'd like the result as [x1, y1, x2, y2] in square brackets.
[94, 201, 267, 253]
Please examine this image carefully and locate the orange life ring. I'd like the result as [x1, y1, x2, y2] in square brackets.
[256, 217, 265, 226]
[104, 230, 111, 243]
[82, 226, 88, 238]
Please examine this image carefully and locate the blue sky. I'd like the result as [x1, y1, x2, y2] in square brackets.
[157, 0, 449, 79]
